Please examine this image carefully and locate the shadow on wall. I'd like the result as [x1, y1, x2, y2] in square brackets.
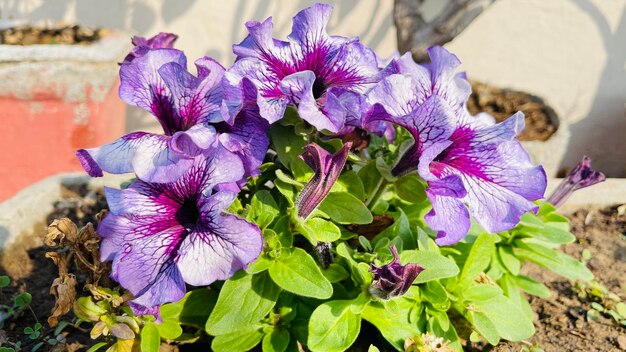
[0, 0, 195, 32]
[562, 0, 626, 177]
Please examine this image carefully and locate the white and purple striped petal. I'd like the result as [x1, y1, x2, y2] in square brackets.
[426, 112, 547, 244]
[98, 150, 262, 315]
[223, 3, 380, 132]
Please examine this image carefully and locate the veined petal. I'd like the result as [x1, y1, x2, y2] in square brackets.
[123, 32, 178, 64]
[76, 132, 158, 178]
[287, 3, 332, 45]
[170, 124, 217, 157]
[132, 134, 196, 183]
[280, 71, 345, 132]
[178, 192, 263, 286]
[422, 175, 470, 245]
[430, 112, 547, 236]
[215, 106, 270, 178]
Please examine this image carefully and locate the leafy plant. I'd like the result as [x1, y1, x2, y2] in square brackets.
[61, 3, 608, 352]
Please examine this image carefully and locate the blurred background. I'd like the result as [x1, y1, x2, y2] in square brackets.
[1, 0, 625, 201]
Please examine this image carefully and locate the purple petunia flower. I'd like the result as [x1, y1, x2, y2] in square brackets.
[222, 3, 380, 133]
[295, 142, 351, 219]
[122, 32, 178, 64]
[369, 246, 423, 300]
[547, 156, 605, 207]
[98, 147, 263, 315]
[77, 47, 269, 183]
[366, 46, 546, 245]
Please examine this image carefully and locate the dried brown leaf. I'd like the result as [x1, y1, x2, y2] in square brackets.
[45, 218, 78, 247]
[48, 272, 77, 327]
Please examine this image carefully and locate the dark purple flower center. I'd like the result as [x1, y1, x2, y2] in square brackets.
[176, 198, 200, 227]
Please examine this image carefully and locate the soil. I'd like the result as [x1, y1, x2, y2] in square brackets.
[485, 205, 626, 352]
[0, 183, 107, 351]
[0, 25, 107, 45]
[467, 82, 559, 142]
[1, 183, 624, 351]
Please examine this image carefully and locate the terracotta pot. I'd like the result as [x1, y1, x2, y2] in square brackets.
[0, 27, 129, 201]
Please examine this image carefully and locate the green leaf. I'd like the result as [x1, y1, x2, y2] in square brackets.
[14, 292, 32, 307]
[361, 300, 420, 350]
[335, 242, 368, 287]
[468, 311, 500, 345]
[322, 263, 350, 283]
[498, 246, 521, 276]
[262, 329, 290, 352]
[512, 275, 551, 298]
[514, 240, 593, 281]
[85, 342, 108, 352]
[0, 276, 9, 288]
[160, 288, 218, 328]
[268, 248, 333, 299]
[400, 250, 459, 284]
[358, 160, 382, 202]
[470, 294, 535, 343]
[421, 281, 450, 311]
[247, 190, 280, 229]
[428, 312, 462, 352]
[156, 319, 182, 339]
[73, 296, 106, 321]
[211, 326, 264, 352]
[463, 284, 503, 302]
[206, 271, 280, 335]
[394, 174, 426, 203]
[140, 323, 160, 352]
[333, 171, 365, 200]
[318, 192, 373, 225]
[517, 213, 575, 244]
[374, 209, 415, 250]
[297, 217, 341, 243]
[308, 300, 361, 352]
[270, 124, 310, 180]
[460, 234, 495, 285]
[273, 178, 295, 206]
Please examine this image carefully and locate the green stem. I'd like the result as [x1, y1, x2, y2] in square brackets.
[366, 178, 389, 210]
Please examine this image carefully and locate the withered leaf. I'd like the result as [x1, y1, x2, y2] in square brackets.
[45, 218, 78, 247]
[48, 272, 77, 327]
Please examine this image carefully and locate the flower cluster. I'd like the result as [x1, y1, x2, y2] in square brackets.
[78, 3, 547, 315]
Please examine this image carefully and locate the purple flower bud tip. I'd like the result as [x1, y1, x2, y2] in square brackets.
[547, 156, 606, 207]
[295, 142, 352, 219]
[369, 246, 423, 300]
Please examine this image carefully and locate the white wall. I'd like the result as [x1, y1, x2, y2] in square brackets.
[4, 0, 625, 176]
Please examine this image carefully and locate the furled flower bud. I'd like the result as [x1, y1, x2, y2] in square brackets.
[547, 156, 606, 207]
[295, 142, 351, 219]
[369, 246, 423, 300]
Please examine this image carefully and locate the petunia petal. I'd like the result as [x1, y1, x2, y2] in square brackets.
[119, 49, 187, 135]
[177, 193, 263, 286]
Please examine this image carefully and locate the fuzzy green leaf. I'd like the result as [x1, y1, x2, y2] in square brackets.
[247, 190, 280, 229]
[160, 288, 217, 328]
[401, 250, 459, 284]
[211, 326, 264, 352]
[268, 248, 332, 299]
[318, 192, 373, 225]
[308, 300, 361, 352]
[140, 323, 160, 352]
[460, 234, 495, 285]
[262, 329, 290, 352]
[205, 271, 280, 335]
[514, 240, 593, 281]
[297, 217, 341, 243]
[394, 174, 426, 203]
